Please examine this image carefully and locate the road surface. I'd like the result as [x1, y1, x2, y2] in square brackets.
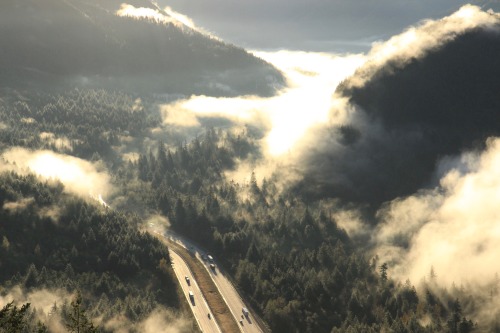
[206, 259, 263, 333]
[170, 249, 222, 333]
[167, 232, 265, 333]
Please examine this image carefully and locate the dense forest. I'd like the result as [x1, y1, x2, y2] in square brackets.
[0, 169, 188, 332]
[0, 87, 487, 332]
[131, 127, 480, 333]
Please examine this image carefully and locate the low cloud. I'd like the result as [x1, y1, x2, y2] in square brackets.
[375, 137, 500, 287]
[116, 3, 208, 35]
[138, 308, 190, 333]
[3, 197, 35, 213]
[159, 50, 364, 159]
[145, 215, 171, 235]
[39, 132, 72, 151]
[2, 148, 112, 199]
[344, 5, 499, 89]
[0, 287, 191, 333]
[116, 4, 181, 27]
[160, 105, 200, 127]
[371, 137, 500, 329]
[0, 286, 70, 332]
[102, 307, 191, 333]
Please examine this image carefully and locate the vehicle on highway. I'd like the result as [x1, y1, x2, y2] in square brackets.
[207, 254, 214, 262]
[185, 275, 190, 285]
[240, 320, 244, 325]
[189, 290, 195, 304]
[209, 263, 216, 271]
[208, 313, 211, 319]
[242, 307, 249, 318]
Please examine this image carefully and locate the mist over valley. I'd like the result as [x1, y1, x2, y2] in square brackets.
[1, 2, 500, 333]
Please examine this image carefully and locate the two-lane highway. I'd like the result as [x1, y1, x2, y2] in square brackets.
[170, 249, 222, 333]
[167, 232, 265, 333]
[206, 261, 263, 333]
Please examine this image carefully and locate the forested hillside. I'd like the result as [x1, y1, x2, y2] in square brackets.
[132, 129, 479, 333]
[0, 87, 483, 332]
[0, 0, 284, 96]
[0, 171, 186, 332]
[297, 25, 500, 206]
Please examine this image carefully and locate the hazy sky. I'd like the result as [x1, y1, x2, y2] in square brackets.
[158, 0, 498, 52]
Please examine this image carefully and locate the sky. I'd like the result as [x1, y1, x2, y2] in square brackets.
[158, 0, 499, 52]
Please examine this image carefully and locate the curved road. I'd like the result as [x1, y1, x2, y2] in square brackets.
[170, 249, 222, 333]
[167, 232, 265, 333]
[205, 259, 263, 333]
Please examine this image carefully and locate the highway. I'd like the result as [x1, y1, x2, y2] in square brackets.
[170, 249, 222, 333]
[167, 232, 265, 333]
[206, 259, 263, 333]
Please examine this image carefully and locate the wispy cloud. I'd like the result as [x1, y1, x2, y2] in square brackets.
[345, 5, 499, 88]
[375, 138, 500, 286]
[116, 3, 210, 35]
[160, 50, 364, 158]
[3, 197, 35, 214]
[2, 148, 112, 199]
[102, 307, 190, 333]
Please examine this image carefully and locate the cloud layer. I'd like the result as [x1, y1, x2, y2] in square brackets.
[116, 3, 201, 33]
[376, 138, 500, 286]
[1, 148, 112, 199]
[344, 4, 500, 89]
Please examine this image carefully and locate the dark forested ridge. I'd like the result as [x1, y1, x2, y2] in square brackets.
[0, 0, 284, 97]
[296, 25, 500, 207]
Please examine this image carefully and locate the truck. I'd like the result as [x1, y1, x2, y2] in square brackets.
[242, 307, 249, 318]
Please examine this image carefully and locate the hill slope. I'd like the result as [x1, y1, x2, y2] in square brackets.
[0, 0, 284, 96]
[297, 21, 500, 206]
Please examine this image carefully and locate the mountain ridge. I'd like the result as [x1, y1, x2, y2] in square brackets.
[296, 23, 500, 206]
[0, 0, 284, 96]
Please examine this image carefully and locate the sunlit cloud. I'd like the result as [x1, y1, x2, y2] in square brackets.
[3, 197, 35, 214]
[39, 132, 72, 151]
[2, 148, 112, 199]
[375, 137, 500, 287]
[160, 105, 200, 127]
[116, 3, 211, 35]
[102, 307, 190, 333]
[116, 4, 178, 26]
[0, 286, 70, 331]
[161, 50, 365, 157]
[347, 4, 499, 88]
[163, 6, 196, 30]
